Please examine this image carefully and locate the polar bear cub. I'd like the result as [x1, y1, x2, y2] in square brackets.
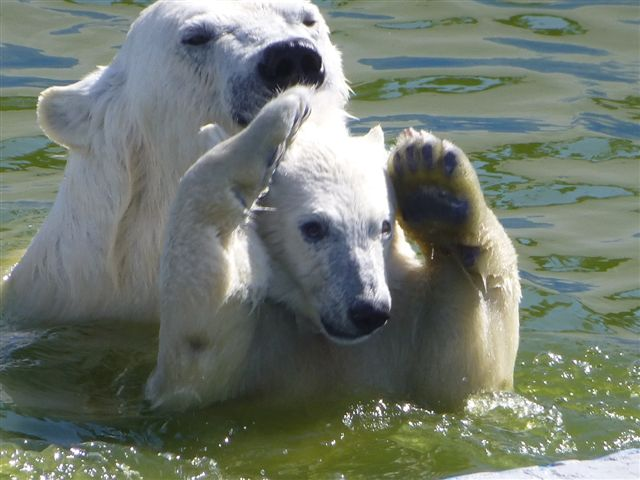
[146, 87, 520, 411]
[2, 0, 347, 324]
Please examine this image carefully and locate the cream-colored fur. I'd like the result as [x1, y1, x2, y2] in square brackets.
[146, 88, 520, 411]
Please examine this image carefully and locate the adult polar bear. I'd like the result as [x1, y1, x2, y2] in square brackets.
[2, 0, 347, 323]
[146, 87, 520, 410]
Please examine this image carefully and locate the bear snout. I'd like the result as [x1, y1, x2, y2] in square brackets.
[258, 38, 325, 92]
[348, 300, 390, 336]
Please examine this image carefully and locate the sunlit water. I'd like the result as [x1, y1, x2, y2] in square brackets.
[1, 1, 638, 478]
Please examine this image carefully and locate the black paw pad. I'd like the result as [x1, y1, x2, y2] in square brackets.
[406, 144, 419, 173]
[393, 150, 404, 177]
[421, 143, 434, 169]
[401, 187, 469, 225]
[443, 151, 458, 176]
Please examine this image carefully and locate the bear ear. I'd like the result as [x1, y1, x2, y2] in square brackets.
[363, 124, 385, 149]
[38, 81, 94, 150]
[37, 66, 121, 150]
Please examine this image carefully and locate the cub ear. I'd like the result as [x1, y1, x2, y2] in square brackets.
[363, 124, 385, 149]
[198, 123, 229, 152]
[37, 66, 122, 150]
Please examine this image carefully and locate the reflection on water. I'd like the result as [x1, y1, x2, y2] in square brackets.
[354, 75, 522, 99]
[496, 13, 587, 36]
[1, 44, 78, 70]
[530, 254, 629, 273]
[376, 16, 478, 30]
[360, 56, 637, 84]
[485, 37, 607, 55]
[1, 0, 639, 478]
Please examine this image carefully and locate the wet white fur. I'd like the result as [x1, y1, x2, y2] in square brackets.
[146, 88, 521, 411]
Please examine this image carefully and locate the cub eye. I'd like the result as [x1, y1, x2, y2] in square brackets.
[381, 220, 392, 237]
[300, 220, 328, 242]
[181, 26, 214, 46]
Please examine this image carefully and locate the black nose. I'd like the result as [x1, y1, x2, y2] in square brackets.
[348, 301, 390, 336]
[258, 38, 325, 92]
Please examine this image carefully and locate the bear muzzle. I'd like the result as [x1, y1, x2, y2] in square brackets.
[348, 300, 390, 336]
[321, 300, 390, 344]
[258, 38, 325, 93]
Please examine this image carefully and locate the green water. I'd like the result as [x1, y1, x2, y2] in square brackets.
[1, 0, 639, 478]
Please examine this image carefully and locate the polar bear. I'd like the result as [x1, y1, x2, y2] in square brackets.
[1, 0, 347, 324]
[145, 87, 520, 411]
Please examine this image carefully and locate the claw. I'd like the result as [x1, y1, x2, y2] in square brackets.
[286, 102, 311, 146]
[302, 103, 312, 123]
[404, 127, 418, 137]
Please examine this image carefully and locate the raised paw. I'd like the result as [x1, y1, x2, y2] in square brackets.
[388, 128, 488, 255]
[250, 85, 312, 168]
[230, 86, 312, 205]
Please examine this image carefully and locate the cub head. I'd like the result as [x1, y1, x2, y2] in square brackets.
[256, 122, 395, 344]
[37, 0, 348, 162]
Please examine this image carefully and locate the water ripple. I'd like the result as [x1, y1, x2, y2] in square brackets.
[496, 14, 586, 36]
[329, 11, 393, 20]
[51, 24, 92, 36]
[475, 0, 638, 10]
[500, 217, 554, 229]
[354, 75, 522, 100]
[44, 7, 129, 36]
[353, 113, 555, 135]
[359, 56, 636, 83]
[520, 270, 594, 293]
[376, 16, 477, 30]
[474, 137, 639, 163]
[1, 44, 77, 70]
[0, 75, 69, 89]
[0, 96, 37, 111]
[530, 255, 630, 273]
[45, 8, 119, 21]
[495, 183, 633, 209]
[486, 37, 608, 56]
[575, 112, 640, 140]
[0, 137, 66, 172]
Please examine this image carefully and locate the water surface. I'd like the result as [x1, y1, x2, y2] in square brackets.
[1, 0, 639, 478]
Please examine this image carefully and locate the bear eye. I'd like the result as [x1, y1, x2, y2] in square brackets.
[303, 17, 317, 27]
[183, 33, 211, 46]
[381, 220, 392, 238]
[181, 25, 215, 46]
[300, 220, 328, 243]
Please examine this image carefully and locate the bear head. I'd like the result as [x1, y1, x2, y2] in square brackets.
[256, 120, 395, 344]
[37, 0, 348, 170]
